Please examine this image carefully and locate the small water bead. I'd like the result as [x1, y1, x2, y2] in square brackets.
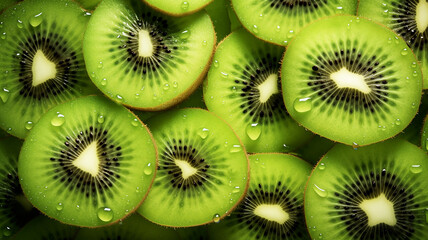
[135, 93, 140, 99]
[411, 62, 417, 68]
[387, 37, 392, 44]
[17, 19, 23, 28]
[231, 86, 237, 93]
[383, 9, 389, 16]
[220, 72, 228, 78]
[144, 163, 153, 175]
[97, 115, 104, 124]
[1, 32, 6, 40]
[25, 121, 33, 130]
[97, 207, 114, 222]
[313, 184, 327, 197]
[352, 142, 359, 150]
[395, 119, 401, 125]
[198, 128, 209, 139]
[401, 48, 408, 55]
[293, 97, 312, 113]
[131, 118, 139, 127]
[179, 30, 191, 40]
[213, 60, 219, 68]
[202, 40, 207, 46]
[212, 214, 221, 223]
[30, 12, 43, 27]
[410, 164, 422, 174]
[275, 25, 281, 32]
[51, 113, 65, 127]
[116, 94, 123, 101]
[173, 81, 178, 88]
[252, 25, 258, 33]
[245, 123, 261, 141]
[230, 144, 242, 153]
[413, 71, 418, 77]
[0, 88, 10, 103]
[100, 78, 107, 86]
[232, 186, 240, 193]
[318, 163, 325, 170]
[163, 83, 169, 90]
[181, 1, 189, 10]
[3, 227, 11, 237]
[97, 62, 103, 69]
[56, 203, 63, 211]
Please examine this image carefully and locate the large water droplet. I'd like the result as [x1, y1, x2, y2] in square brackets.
[163, 83, 170, 90]
[401, 48, 408, 55]
[0, 88, 10, 103]
[51, 113, 65, 126]
[410, 165, 422, 174]
[198, 128, 209, 139]
[313, 184, 327, 197]
[100, 78, 107, 86]
[293, 97, 312, 113]
[97, 207, 114, 222]
[97, 115, 104, 124]
[180, 30, 191, 39]
[318, 163, 325, 170]
[56, 203, 63, 211]
[131, 118, 139, 127]
[17, 19, 23, 28]
[212, 214, 221, 223]
[144, 163, 153, 175]
[395, 119, 401, 125]
[230, 144, 242, 153]
[181, 1, 189, 10]
[30, 12, 43, 27]
[246, 123, 261, 140]
[232, 186, 240, 193]
[25, 121, 33, 130]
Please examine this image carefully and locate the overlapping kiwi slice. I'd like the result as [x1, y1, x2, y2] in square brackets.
[0, 0, 97, 139]
[282, 15, 423, 146]
[138, 108, 249, 227]
[18, 96, 157, 227]
[422, 114, 428, 152]
[0, 138, 38, 238]
[83, 0, 215, 110]
[12, 215, 78, 240]
[305, 139, 428, 239]
[231, 0, 357, 46]
[143, 0, 213, 16]
[358, 0, 428, 89]
[209, 153, 312, 239]
[204, 28, 313, 153]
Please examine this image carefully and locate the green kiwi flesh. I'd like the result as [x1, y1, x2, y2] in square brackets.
[83, 0, 216, 110]
[18, 96, 157, 227]
[138, 108, 249, 227]
[282, 15, 423, 146]
[12, 215, 78, 240]
[422, 114, 428, 152]
[358, 0, 428, 89]
[231, 0, 358, 46]
[204, 28, 313, 153]
[209, 153, 311, 239]
[143, 0, 213, 16]
[0, 0, 97, 139]
[305, 139, 428, 239]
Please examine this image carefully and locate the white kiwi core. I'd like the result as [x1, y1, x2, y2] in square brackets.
[359, 193, 397, 227]
[32, 50, 57, 86]
[416, 0, 428, 33]
[174, 159, 197, 179]
[72, 141, 100, 177]
[257, 73, 279, 103]
[253, 204, 289, 224]
[330, 67, 371, 94]
[138, 29, 154, 57]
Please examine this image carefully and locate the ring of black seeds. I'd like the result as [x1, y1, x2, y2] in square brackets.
[232, 53, 288, 125]
[231, 182, 305, 239]
[330, 162, 427, 239]
[268, 0, 327, 11]
[49, 126, 122, 206]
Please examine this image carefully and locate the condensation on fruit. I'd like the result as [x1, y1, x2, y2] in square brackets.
[144, 163, 153, 175]
[246, 123, 261, 141]
[56, 202, 63, 211]
[97, 207, 114, 222]
[29, 13, 43, 27]
[0, 88, 10, 103]
[212, 214, 221, 223]
[410, 164, 422, 174]
[51, 113, 65, 127]
[313, 184, 327, 198]
[198, 128, 209, 139]
[293, 97, 312, 113]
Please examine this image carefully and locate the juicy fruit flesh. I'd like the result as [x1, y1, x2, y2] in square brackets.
[416, 0, 428, 33]
[330, 67, 371, 94]
[359, 193, 397, 227]
[32, 50, 57, 87]
[253, 204, 289, 224]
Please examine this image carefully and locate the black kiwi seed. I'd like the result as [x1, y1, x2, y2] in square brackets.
[269, 0, 327, 10]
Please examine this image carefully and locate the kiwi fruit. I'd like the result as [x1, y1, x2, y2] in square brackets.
[204, 28, 313, 153]
[209, 153, 312, 239]
[18, 96, 158, 227]
[231, 0, 358, 46]
[74, 0, 101, 11]
[0, 137, 38, 238]
[143, 0, 214, 17]
[358, 0, 428, 89]
[83, 0, 216, 110]
[0, 0, 98, 139]
[422, 114, 428, 152]
[305, 139, 428, 239]
[138, 108, 249, 227]
[282, 15, 423, 146]
[12, 215, 78, 240]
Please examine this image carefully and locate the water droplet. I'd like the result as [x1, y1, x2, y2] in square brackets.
[198, 128, 209, 139]
[90, 72, 95, 78]
[97, 62, 103, 69]
[51, 113, 65, 127]
[395, 119, 401, 125]
[136, 187, 140, 193]
[252, 25, 258, 33]
[180, 30, 190, 39]
[275, 25, 281, 32]
[116, 94, 123, 101]
[313, 184, 327, 197]
[3, 227, 11, 237]
[352, 142, 359, 150]
[293, 97, 312, 113]
[220, 72, 228, 78]
[212, 214, 220, 223]
[56, 203, 63, 211]
[382, 9, 389, 16]
[163, 83, 169, 90]
[387, 37, 392, 44]
[30, 12, 43, 27]
[232, 186, 240, 193]
[411, 62, 417, 68]
[401, 48, 408, 55]
[202, 40, 207, 46]
[413, 71, 418, 77]
[144, 163, 153, 175]
[17, 19, 23, 28]
[318, 163, 325, 170]
[97, 207, 114, 222]
[131, 118, 139, 127]
[231, 86, 237, 93]
[410, 165, 422, 174]
[287, 30, 294, 39]
[246, 123, 261, 140]
[230, 144, 242, 153]
[25, 121, 33, 130]
[0, 32, 6, 39]
[213, 60, 219, 68]
[100, 78, 107, 86]
[0, 88, 10, 103]
[181, 1, 189, 10]
[97, 115, 104, 124]
[173, 81, 178, 88]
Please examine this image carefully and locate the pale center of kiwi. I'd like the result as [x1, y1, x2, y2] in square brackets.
[253, 204, 289, 224]
[416, 0, 428, 33]
[72, 141, 100, 177]
[358, 193, 397, 227]
[257, 73, 279, 103]
[138, 29, 154, 57]
[174, 159, 198, 179]
[330, 67, 371, 94]
[32, 50, 57, 87]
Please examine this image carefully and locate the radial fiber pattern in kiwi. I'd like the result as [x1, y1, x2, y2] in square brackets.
[204, 28, 312, 153]
[19, 96, 157, 227]
[138, 108, 249, 227]
[83, 0, 215, 110]
[305, 140, 428, 239]
[282, 15, 422, 146]
[0, 0, 96, 139]
[144, 0, 213, 16]
[358, 0, 428, 89]
[231, 0, 358, 46]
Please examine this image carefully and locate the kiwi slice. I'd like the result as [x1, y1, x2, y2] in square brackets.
[209, 153, 312, 239]
[18, 96, 157, 227]
[12, 215, 78, 240]
[0, 137, 38, 238]
[83, 0, 216, 110]
[358, 0, 428, 89]
[143, 0, 213, 16]
[74, 0, 101, 11]
[305, 139, 428, 239]
[75, 213, 179, 239]
[282, 15, 423, 146]
[0, 0, 97, 139]
[204, 28, 313, 153]
[205, 0, 231, 42]
[231, 0, 357, 46]
[422, 114, 428, 152]
[138, 108, 249, 227]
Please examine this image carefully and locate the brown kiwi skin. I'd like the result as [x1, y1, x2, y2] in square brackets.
[142, 0, 214, 17]
[142, 107, 250, 228]
[280, 14, 423, 147]
[18, 95, 159, 228]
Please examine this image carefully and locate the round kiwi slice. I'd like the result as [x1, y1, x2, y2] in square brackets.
[143, 0, 213, 16]
[18, 96, 157, 227]
[83, 0, 216, 110]
[282, 15, 423, 146]
[204, 28, 313, 153]
[209, 153, 312, 239]
[12, 215, 78, 240]
[137, 108, 249, 227]
[0, 137, 38, 238]
[0, 0, 98, 139]
[231, 0, 358, 46]
[358, 0, 428, 89]
[305, 139, 428, 239]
